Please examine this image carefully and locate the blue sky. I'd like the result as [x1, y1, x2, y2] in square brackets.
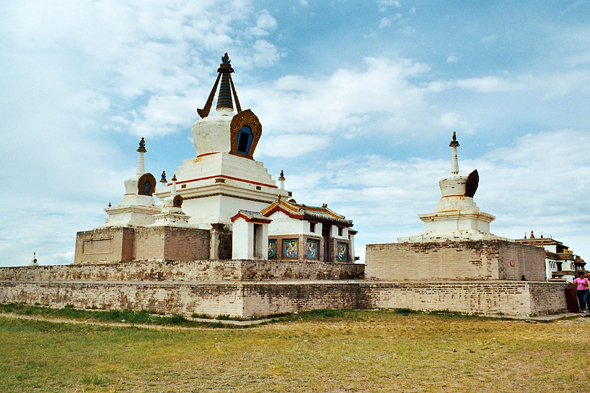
[1, 0, 589, 266]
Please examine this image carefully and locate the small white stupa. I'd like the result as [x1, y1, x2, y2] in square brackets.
[152, 173, 190, 227]
[399, 132, 505, 242]
[102, 138, 160, 227]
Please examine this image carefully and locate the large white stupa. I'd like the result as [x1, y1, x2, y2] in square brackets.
[75, 54, 357, 264]
[154, 53, 290, 228]
[399, 132, 506, 242]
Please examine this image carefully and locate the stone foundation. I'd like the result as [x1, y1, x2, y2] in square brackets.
[366, 281, 567, 317]
[0, 260, 567, 318]
[366, 240, 546, 282]
[0, 260, 364, 282]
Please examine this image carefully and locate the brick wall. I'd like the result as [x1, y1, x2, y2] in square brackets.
[0, 279, 567, 318]
[0, 260, 364, 283]
[366, 240, 545, 281]
[74, 226, 211, 264]
[0, 281, 244, 317]
[242, 282, 369, 317]
[365, 281, 567, 317]
[74, 227, 135, 264]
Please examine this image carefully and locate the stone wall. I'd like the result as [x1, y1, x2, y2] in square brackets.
[242, 282, 368, 317]
[134, 226, 210, 261]
[366, 281, 567, 317]
[74, 226, 211, 264]
[0, 260, 364, 283]
[365, 240, 545, 281]
[0, 279, 567, 318]
[0, 281, 244, 317]
[74, 227, 135, 264]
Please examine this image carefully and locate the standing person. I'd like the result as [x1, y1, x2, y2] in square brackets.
[571, 272, 589, 316]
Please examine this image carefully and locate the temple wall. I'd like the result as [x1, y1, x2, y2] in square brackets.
[74, 227, 135, 264]
[74, 226, 211, 265]
[366, 281, 567, 317]
[0, 260, 364, 283]
[0, 280, 566, 318]
[0, 281, 244, 317]
[365, 240, 545, 281]
[242, 283, 368, 317]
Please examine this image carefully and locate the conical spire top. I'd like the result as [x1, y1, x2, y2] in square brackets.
[449, 132, 459, 175]
[197, 53, 242, 118]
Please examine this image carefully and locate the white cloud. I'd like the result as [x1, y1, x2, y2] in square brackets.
[247, 11, 278, 36]
[481, 34, 497, 44]
[455, 76, 523, 92]
[559, 0, 584, 14]
[283, 130, 590, 262]
[378, 0, 401, 7]
[379, 17, 393, 28]
[447, 54, 458, 63]
[245, 57, 454, 144]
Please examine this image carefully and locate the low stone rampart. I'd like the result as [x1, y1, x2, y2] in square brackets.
[366, 281, 567, 316]
[0, 260, 364, 283]
[0, 278, 567, 318]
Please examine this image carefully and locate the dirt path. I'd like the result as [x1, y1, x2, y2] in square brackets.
[0, 313, 272, 329]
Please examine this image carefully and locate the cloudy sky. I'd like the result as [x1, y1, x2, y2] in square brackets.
[1, 0, 589, 266]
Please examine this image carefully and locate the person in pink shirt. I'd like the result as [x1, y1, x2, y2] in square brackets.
[571, 272, 589, 316]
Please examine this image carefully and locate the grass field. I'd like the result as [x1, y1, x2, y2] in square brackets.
[0, 306, 589, 392]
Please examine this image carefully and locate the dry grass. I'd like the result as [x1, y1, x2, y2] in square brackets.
[1, 309, 589, 392]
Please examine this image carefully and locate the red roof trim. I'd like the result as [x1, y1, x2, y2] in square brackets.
[176, 174, 278, 189]
[231, 212, 271, 224]
[263, 205, 304, 220]
[196, 152, 219, 158]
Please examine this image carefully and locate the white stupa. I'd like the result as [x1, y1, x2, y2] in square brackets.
[154, 53, 290, 228]
[102, 138, 160, 227]
[399, 132, 506, 242]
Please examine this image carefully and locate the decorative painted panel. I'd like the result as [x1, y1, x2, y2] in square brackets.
[336, 242, 349, 263]
[268, 239, 278, 260]
[283, 239, 299, 260]
[306, 239, 319, 260]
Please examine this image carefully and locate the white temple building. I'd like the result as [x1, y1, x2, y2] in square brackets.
[74, 54, 357, 264]
[399, 132, 506, 243]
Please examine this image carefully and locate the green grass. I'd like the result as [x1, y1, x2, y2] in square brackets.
[0, 303, 230, 328]
[1, 305, 589, 392]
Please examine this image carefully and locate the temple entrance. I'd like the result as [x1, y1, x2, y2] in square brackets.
[322, 224, 331, 262]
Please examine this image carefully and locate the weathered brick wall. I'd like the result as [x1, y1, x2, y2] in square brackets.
[75, 226, 211, 264]
[134, 227, 210, 261]
[240, 261, 364, 280]
[0, 280, 567, 318]
[366, 240, 545, 282]
[0, 281, 244, 317]
[242, 282, 369, 317]
[0, 260, 364, 283]
[498, 241, 545, 281]
[75, 227, 135, 264]
[365, 281, 568, 316]
[528, 282, 568, 316]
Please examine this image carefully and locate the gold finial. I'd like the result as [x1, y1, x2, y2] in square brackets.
[160, 171, 167, 184]
[137, 137, 147, 153]
[171, 173, 177, 182]
[449, 132, 459, 147]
